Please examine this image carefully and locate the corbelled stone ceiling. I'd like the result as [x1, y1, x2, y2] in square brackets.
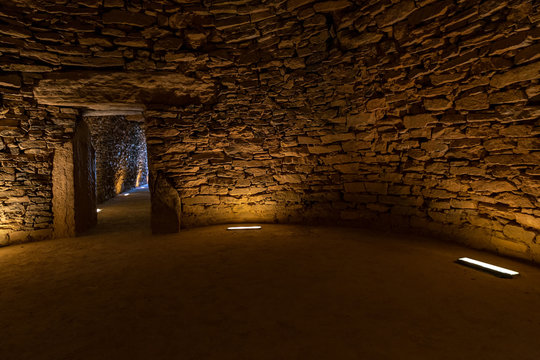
[0, 0, 539, 262]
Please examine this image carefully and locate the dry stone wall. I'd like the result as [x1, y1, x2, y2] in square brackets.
[0, 93, 79, 245]
[86, 116, 148, 203]
[0, 0, 538, 262]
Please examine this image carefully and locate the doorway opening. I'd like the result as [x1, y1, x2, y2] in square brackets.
[84, 115, 149, 229]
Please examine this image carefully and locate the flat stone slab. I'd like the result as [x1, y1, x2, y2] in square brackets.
[33, 71, 215, 111]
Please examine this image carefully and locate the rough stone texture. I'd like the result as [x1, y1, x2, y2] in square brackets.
[51, 141, 76, 239]
[33, 72, 215, 112]
[0, 0, 539, 263]
[86, 116, 148, 203]
[73, 120, 97, 234]
[149, 170, 181, 234]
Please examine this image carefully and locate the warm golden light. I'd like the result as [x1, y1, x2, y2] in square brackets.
[135, 169, 143, 187]
[115, 173, 126, 195]
[457, 257, 519, 278]
[227, 226, 262, 230]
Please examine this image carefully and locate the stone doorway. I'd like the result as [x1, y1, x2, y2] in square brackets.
[51, 114, 149, 238]
[84, 115, 148, 205]
[84, 115, 149, 229]
[52, 118, 97, 238]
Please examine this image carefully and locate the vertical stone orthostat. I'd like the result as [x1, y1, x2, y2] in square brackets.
[149, 169, 181, 234]
[52, 142, 76, 238]
[52, 120, 97, 238]
[73, 120, 97, 234]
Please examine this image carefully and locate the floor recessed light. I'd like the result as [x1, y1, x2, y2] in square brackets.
[227, 226, 262, 230]
[456, 257, 519, 278]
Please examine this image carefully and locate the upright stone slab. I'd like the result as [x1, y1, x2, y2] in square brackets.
[73, 120, 97, 234]
[52, 142, 76, 238]
[149, 170, 181, 234]
[52, 120, 97, 238]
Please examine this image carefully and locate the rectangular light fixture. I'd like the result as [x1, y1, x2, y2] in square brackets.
[227, 226, 262, 230]
[456, 257, 519, 278]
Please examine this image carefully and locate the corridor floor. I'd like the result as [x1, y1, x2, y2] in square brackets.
[1, 186, 540, 360]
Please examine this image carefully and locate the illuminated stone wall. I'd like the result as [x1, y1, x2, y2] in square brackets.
[86, 116, 148, 203]
[0, 0, 538, 262]
[0, 96, 79, 245]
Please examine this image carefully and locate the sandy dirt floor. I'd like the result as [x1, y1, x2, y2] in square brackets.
[1, 186, 540, 360]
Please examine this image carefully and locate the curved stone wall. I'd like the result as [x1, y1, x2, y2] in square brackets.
[0, 0, 538, 262]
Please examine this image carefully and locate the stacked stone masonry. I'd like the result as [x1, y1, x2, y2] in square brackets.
[0, 0, 539, 262]
[86, 116, 148, 203]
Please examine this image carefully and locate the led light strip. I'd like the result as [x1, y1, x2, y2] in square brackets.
[457, 257, 519, 278]
[227, 226, 262, 230]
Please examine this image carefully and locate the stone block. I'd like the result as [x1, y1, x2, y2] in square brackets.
[273, 174, 303, 184]
[287, 0, 316, 11]
[490, 32, 532, 55]
[215, 16, 251, 31]
[364, 182, 388, 195]
[439, 50, 478, 72]
[495, 193, 534, 208]
[0, 23, 32, 38]
[0, 74, 22, 88]
[514, 213, 540, 231]
[408, 0, 452, 26]
[502, 224, 536, 243]
[334, 163, 359, 174]
[344, 182, 365, 193]
[338, 31, 383, 50]
[470, 181, 516, 193]
[493, 236, 531, 260]
[229, 187, 266, 196]
[104, 0, 124, 7]
[347, 112, 375, 128]
[403, 114, 436, 128]
[154, 37, 183, 51]
[313, 1, 351, 12]
[490, 61, 540, 88]
[103, 10, 155, 27]
[455, 93, 489, 110]
[479, 0, 508, 18]
[430, 72, 466, 85]
[489, 89, 527, 104]
[7, 231, 30, 243]
[308, 145, 341, 154]
[375, 0, 416, 28]
[320, 133, 355, 144]
[515, 44, 540, 65]
[499, 124, 534, 137]
[284, 58, 305, 69]
[424, 98, 452, 111]
[183, 195, 220, 206]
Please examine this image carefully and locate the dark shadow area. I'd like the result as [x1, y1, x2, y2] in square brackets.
[73, 119, 97, 235]
[1, 223, 539, 360]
